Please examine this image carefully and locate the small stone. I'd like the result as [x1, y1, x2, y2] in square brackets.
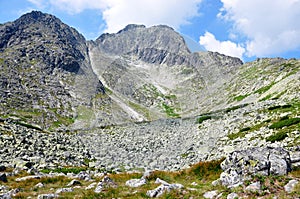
[94, 176, 117, 193]
[203, 190, 218, 199]
[191, 182, 198, 186]
[55, 188, 74, 194]
[37, 194, 58, 199]
[284, 179, 299, 193]
[35, 182, 44, 188]
[76, 171, 91, 181]
[15, 175, 41, 182]
[227, 192, 239, 199]
[245, 181, 261, 192]
[0, 173, 8, 182]
[67, 179, 81, 187]
[126, 178, 147, 187]
[212, 179, 220, 186]
[146, 184, 169, 198]
[85, 182, 97, 190]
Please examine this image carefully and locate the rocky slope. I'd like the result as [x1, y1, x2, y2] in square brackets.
[0, 11, 299, 174]
[0, 11, 105, 130]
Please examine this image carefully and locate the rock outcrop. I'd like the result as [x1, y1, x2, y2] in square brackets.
[219, 147, 292, 187]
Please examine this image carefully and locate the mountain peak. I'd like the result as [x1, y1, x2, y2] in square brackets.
[95, 24, 191, 56]
[117, 24, 146, 33]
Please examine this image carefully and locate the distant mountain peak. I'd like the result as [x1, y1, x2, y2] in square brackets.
[117, 24, 146, 33]
[95, 23, 191, 56]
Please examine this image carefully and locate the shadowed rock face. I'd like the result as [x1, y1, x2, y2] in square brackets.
[0, 11, 104, 129]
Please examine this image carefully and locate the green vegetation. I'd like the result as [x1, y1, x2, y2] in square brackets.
[225, 104, 249, 113]
[196, 115, 212, 124]
[162, 103, 180, 118]
[266, 132, 288, 143]
[268, 104, 292, 111]
[254, 82, 275, 94]
[260, 94, 273, 101]
[227, 131, 247, 140]
[234, 94, 249, 101]
[269, 117, 300, 129]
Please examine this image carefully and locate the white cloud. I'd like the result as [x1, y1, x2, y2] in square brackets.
[28, 0, 203, 33]
[199, 31, 245, 59]
[219, 0, 300, 57]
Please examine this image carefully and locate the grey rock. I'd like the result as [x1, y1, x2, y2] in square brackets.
[76, 171, 91, 181]
[245, 181, 261, 192]
[146, 179, 183, 198]
[55, 187, 74, 194]
[146, 184, 170, 198]
[125, 178, 147, 187]
[220, 169, 243, 188]
[220, 147, 291, 187]
[94, 176, 117, 193]
[67, 179, 81, 187]
[203, 190, 218, 199]
[227, 192, 239, 199]
[85, 182, 97, 190]
[284, 179, 299, 193]
[0, 192, 12, 199]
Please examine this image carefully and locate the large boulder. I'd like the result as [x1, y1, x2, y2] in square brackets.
[220, 147, 291, 187]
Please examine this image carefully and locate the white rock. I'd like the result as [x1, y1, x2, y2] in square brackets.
[227, 192, 239, 199]
[35, 182, 44, 188]
[203, 190, 218, 199]
[55, 188, 74, 194]
[284, 179, 299, 193]
[85, 182, 97, 190]
[125, 178, 147, 187]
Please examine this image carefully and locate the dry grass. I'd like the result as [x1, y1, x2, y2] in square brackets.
[1, 161, 300, 198]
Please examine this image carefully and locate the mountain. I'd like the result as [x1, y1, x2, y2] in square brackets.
[0, 11, 300, 172]
[1, 11, 300, 131]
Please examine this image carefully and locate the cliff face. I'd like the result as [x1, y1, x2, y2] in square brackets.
[0, 11, 104, 130]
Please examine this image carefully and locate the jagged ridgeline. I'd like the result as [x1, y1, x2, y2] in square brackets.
[1, 11, 300, 131]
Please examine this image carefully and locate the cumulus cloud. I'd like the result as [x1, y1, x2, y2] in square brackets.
[219, 0, 300, 57]
[28, 0, 203, 33]
[199, 31, 245, 59]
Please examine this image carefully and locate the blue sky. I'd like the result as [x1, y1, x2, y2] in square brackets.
[1, 0, 300, 62]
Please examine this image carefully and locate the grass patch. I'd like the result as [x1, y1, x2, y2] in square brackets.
[268, 104, 292, 111]
[227, 131, 247, 140]
[254, 82, 275, 94]
[266, 132, 288, 143]
[162, 103, 180, 118]
[225, 104, 249, 113]
[234, 94, 249, 101]
[269, 117, 300, 129]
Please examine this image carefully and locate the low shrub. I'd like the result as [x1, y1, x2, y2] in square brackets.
[269, 118, 300, 129]
[266, 132, 288, 143]
[196, 115, 212, 124]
